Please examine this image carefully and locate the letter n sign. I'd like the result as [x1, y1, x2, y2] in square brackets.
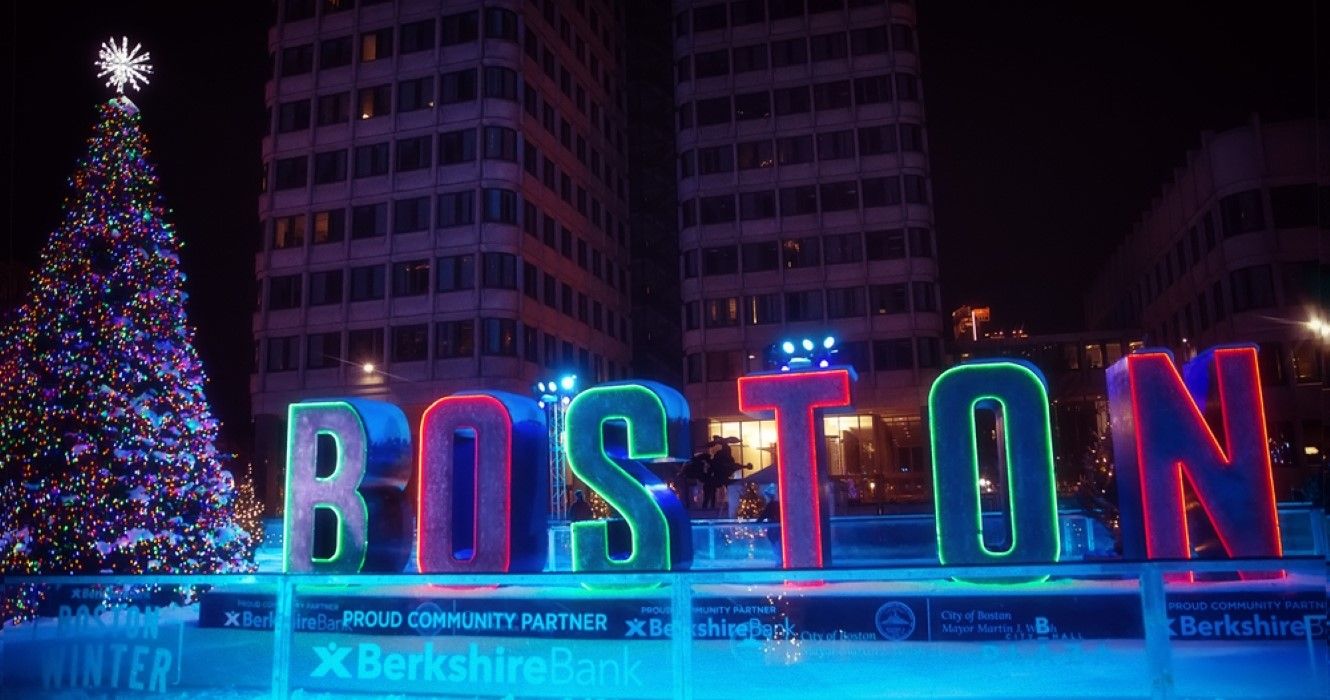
[1107, 345, 1282, 564]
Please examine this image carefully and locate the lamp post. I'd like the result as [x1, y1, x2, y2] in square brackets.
[534, 374, 579, 521]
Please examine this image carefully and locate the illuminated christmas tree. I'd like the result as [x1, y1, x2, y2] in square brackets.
[0, 42, 252, 620]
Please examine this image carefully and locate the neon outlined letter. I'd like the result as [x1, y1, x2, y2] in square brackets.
[1106, 345, 1282, 562]
[737, 368, 855, 569]
[284, 399, 412, 573]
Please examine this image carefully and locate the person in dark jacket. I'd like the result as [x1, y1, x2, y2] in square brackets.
[755, 484, 781, 561]
[568, 490, 594, 521]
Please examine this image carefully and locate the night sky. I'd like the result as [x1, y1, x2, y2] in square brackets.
[0, 2, 1323, 452]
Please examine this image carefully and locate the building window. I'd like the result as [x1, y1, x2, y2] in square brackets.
[277, 100, 310, 133]
[284, 0, 315, 21]
[399, 19, 436, 54]
[306, 332, 341, 370]
[483, 66, 518, 100]
[732, 42, 768, 72]
[737, 140, 775, 169]
[773, 86, 811, 115]
[308, 269, 343, 306]
[268, 274, 302, 310]
[895, 73, 919, 100]
[819, 181, 859, 211]
[903, 175, 928, 203]
[873, 338, 913, 371]
[350, 203, 387, 239]
[850, 26, 889, 55]
[280, 44, 314, 76]
[393, 197, 430, 233]
[911, 281, 937, 312]
[816, 130, 855, 161]
[827, 286, 865, 319]
[742, 241, 780, 273]
[392, 324, 429, 362]
[312, 149, 347, 184]
[437, 190, 474, 227]
[866, 229, 906, 259]
[347, 328, 385, 364]
[699, 195, 736, 224]
[702, 245, 740, 276]
[1220, 189, 1265, 236]
[891, 23, 915, 51]
[482, 188, 518, 224]
[394, 136, 432, 171]
[360, 27, 393, 62]
[862, 176, 902, 207]
[785, 290, 824, 323]
[705, 351, 742, 382]
[684, 301, 701, 330]
[484, 8, 519, 41]
[782, 237, 822, 268]
[779, 185, 818, 216]
[481, 318, 518, 355]
[771, 37, 807, 66]
[1229, 265, 1276, 312]
[734, 91, 771, 121]
[745, 293, 782, 325]
[694, 49, 729, 78]
[436, 320, 475, 358]
[853, 75, 892, 105]
[348, 265, 386, 301]
[272, 215, 305, 249]
[273, 157, 307, 190]
[483, 126, 518, 161]
[871, 283, 909, 314]
[312, 209, 345, 244]
[858, 125, 897, 155]
[695, 97, 731, 126]
[436, 255, 475, 292]
[358, 84, 391, 119]
[698, 145, 734, 174]
[824, 232, 863, 264]
[438, 128, 477, 164]
[705, 297, 740, 327]
[916, 337, 941, 369]
[739, 190, 777, 220]
[440, 69, 478, 103]
[777, 135, 814, 165]
[482, 253, 517, 289]
[900, 123, 924, 152]
[441, 11, 480, 45]
[908, 228, 933, 257]
[397, 76, 435, 112]
[316, 92, 350, 125]
[353, 142, 389, 177]
[319, 36, 352, 69]
[813, 80, 852, 110]
[686, 353, 703, 383]
[810, 31, 848, 61]
[266, 336, 299, 372]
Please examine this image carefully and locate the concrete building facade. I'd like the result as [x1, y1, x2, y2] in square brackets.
[1085, 117, 1329, 500]
[671, 0, 944, 504]
[254, 0, 634, 508]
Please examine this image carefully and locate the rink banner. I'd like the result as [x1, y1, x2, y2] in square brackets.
[199, 589, 1145, 642]
[1165, 589, 1326, 641]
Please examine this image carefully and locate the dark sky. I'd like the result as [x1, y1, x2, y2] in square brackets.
[0, 2, 1324, 452]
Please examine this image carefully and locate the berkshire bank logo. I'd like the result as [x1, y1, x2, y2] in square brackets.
[874, 602, 916, 641]
[309, 641, 644, 688]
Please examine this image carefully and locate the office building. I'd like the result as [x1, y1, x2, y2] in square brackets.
[254, 0, 634, 508]
[672, 0, 944, 504]
[1085, 117, 1329, 499]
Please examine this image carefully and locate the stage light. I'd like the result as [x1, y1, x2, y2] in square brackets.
[782, 341, 795, 354]
[560, 375, 577, 392]
[801, 338, 814, 352]
[819, 360, 829, 368]
[823, 336, 836, 349]
[536, 381, 547, 393]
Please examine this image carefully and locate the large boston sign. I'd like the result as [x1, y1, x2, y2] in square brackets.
[283, 344, 1283, 577]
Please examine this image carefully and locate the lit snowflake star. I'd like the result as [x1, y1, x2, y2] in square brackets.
[96, 37, 153, 94]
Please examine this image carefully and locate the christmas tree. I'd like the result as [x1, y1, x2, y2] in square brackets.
[0, 52, 253, 619]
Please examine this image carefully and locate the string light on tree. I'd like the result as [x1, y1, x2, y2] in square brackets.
[95, 36, 153, 95]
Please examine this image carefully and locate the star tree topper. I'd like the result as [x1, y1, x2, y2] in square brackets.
[96, 37, 153, 95]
